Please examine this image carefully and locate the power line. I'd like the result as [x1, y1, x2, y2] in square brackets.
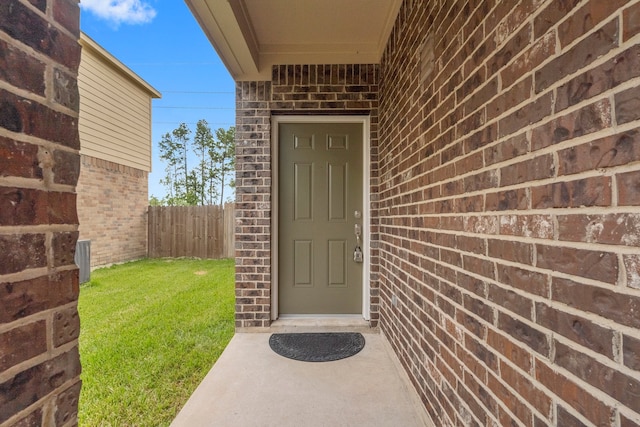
[154, 121, 234, 126]
[160, 90, 234, 94]
[155, 106, 234, 110]
[128, 62, 219, 66]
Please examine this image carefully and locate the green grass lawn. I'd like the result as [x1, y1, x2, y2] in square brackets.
[78, 258, 235, 426]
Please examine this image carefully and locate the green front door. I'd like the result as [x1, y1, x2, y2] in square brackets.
[279, 122, 363, 314]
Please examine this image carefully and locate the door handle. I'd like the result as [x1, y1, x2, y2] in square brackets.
[353, 223, 363, 263]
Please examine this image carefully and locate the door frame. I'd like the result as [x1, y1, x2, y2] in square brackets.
[272, 115, 371, 320]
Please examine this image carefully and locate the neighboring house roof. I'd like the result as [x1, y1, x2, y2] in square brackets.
[185, 0, 402, 80]
[78, 33, 161, 172]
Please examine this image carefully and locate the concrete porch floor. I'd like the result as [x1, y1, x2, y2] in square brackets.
[171, 319, 433, 426]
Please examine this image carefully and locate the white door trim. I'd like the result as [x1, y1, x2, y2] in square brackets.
[272, 115, 371, 321]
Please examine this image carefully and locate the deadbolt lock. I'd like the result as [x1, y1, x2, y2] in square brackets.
[353, 245, 363, 263]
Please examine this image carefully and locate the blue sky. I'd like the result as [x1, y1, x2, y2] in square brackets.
[80, 0, 236, 201]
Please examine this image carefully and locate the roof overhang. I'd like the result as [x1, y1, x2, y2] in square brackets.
[185, 0, 402, 81]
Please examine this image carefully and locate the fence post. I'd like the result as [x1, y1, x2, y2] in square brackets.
[223, 203, 235, 258]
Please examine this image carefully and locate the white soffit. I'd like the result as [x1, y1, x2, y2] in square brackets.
[185, 0, 402, 80]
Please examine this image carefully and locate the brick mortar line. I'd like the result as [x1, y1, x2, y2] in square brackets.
[378, 205, 640, 217]
[1, 376, 80, 427]
[400, 270, 540, 340]
[382, 30, 640, 176]
[435, 1, 616, 114]
[79, 149, 150, 173]
[486, 371, 542, 427]
[0, 267, 52, 286]
[620, 409, 640, 426]
[0, 126, 80, 156]
[0, 264, 78, 283]
[380, 87, 639, 194]
[0, 166, 77, 193]
[422, 269, 640, 377]
[455, 356, 525, 426]
[378, 173, 637, 213]
[0, 224, 78, 234]
[376, 219, 640, 255]
[0, 336, 78, 385]
[380, 222, 638, 260]
[385, 256, 620, 336]
[386, 303, 514, 426]
[20, 0, 80, 43]
[0, 308, 49, 336]
[378, 239, 639, 299]
[618, 252, 628, 289]
[614, 309, 625, 364]
[433, 364, 495, 427]
[80, 154, 148, 174]
[0, 178, 77, 193]
[0, 30, 78, 79]
[57, 381, 84, 427]
[456, 384, 499, 426]
[383, 277, 631, 426]
[550, 329, 639, 377]
[539, 1, 621, 54]
[533, 355, 632, 426]
[378, 247, 640, 337]
[45, 299, 77, 348]
[542, 61, 640, 118]
[460, 365, 533, 427]
[461, 71, 637, 152]
[494, 11, 622, 94]
[44, 231, 55, 273]
[0, 77, 79, 119]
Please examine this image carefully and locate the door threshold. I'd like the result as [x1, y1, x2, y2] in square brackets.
[270, 315, 375, 333]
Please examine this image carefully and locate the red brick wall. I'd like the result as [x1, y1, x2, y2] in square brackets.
[378, 1, 640, 426]
[76, 154, 148, 267]
[0, 0, 82, 425]
[235, 65, 380, 328]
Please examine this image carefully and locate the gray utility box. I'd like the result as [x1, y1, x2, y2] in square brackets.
[75, 239, 91, 284]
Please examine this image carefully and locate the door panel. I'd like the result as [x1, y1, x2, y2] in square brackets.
[328, 163, 347, 221]
[293, 240, 313, 287]
[328, 239, 347, 287]
[294, 163, 313, 220]
[279, 122, 363, 314]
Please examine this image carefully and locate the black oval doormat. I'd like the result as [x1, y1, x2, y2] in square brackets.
[269, 332, 365, 362]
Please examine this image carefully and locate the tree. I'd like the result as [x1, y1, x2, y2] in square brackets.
[158, 123, 191, 205]
[156, 122, 235, 206]
[211, 126, 235, 207]
[149, 195, 163, 206]
[193, 119, 217, 205]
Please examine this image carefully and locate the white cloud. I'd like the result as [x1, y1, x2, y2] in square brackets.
[81, 0, 157, 26]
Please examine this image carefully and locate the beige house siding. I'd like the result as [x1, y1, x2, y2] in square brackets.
[77, 33, 160, 268]
[78, 34, 159, 171]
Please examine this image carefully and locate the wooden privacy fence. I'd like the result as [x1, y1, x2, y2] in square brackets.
[148, 204, 235, 259]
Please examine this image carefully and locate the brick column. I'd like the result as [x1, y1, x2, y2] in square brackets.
[235, 81, 273, 328]
[0, 0, 82, 425]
